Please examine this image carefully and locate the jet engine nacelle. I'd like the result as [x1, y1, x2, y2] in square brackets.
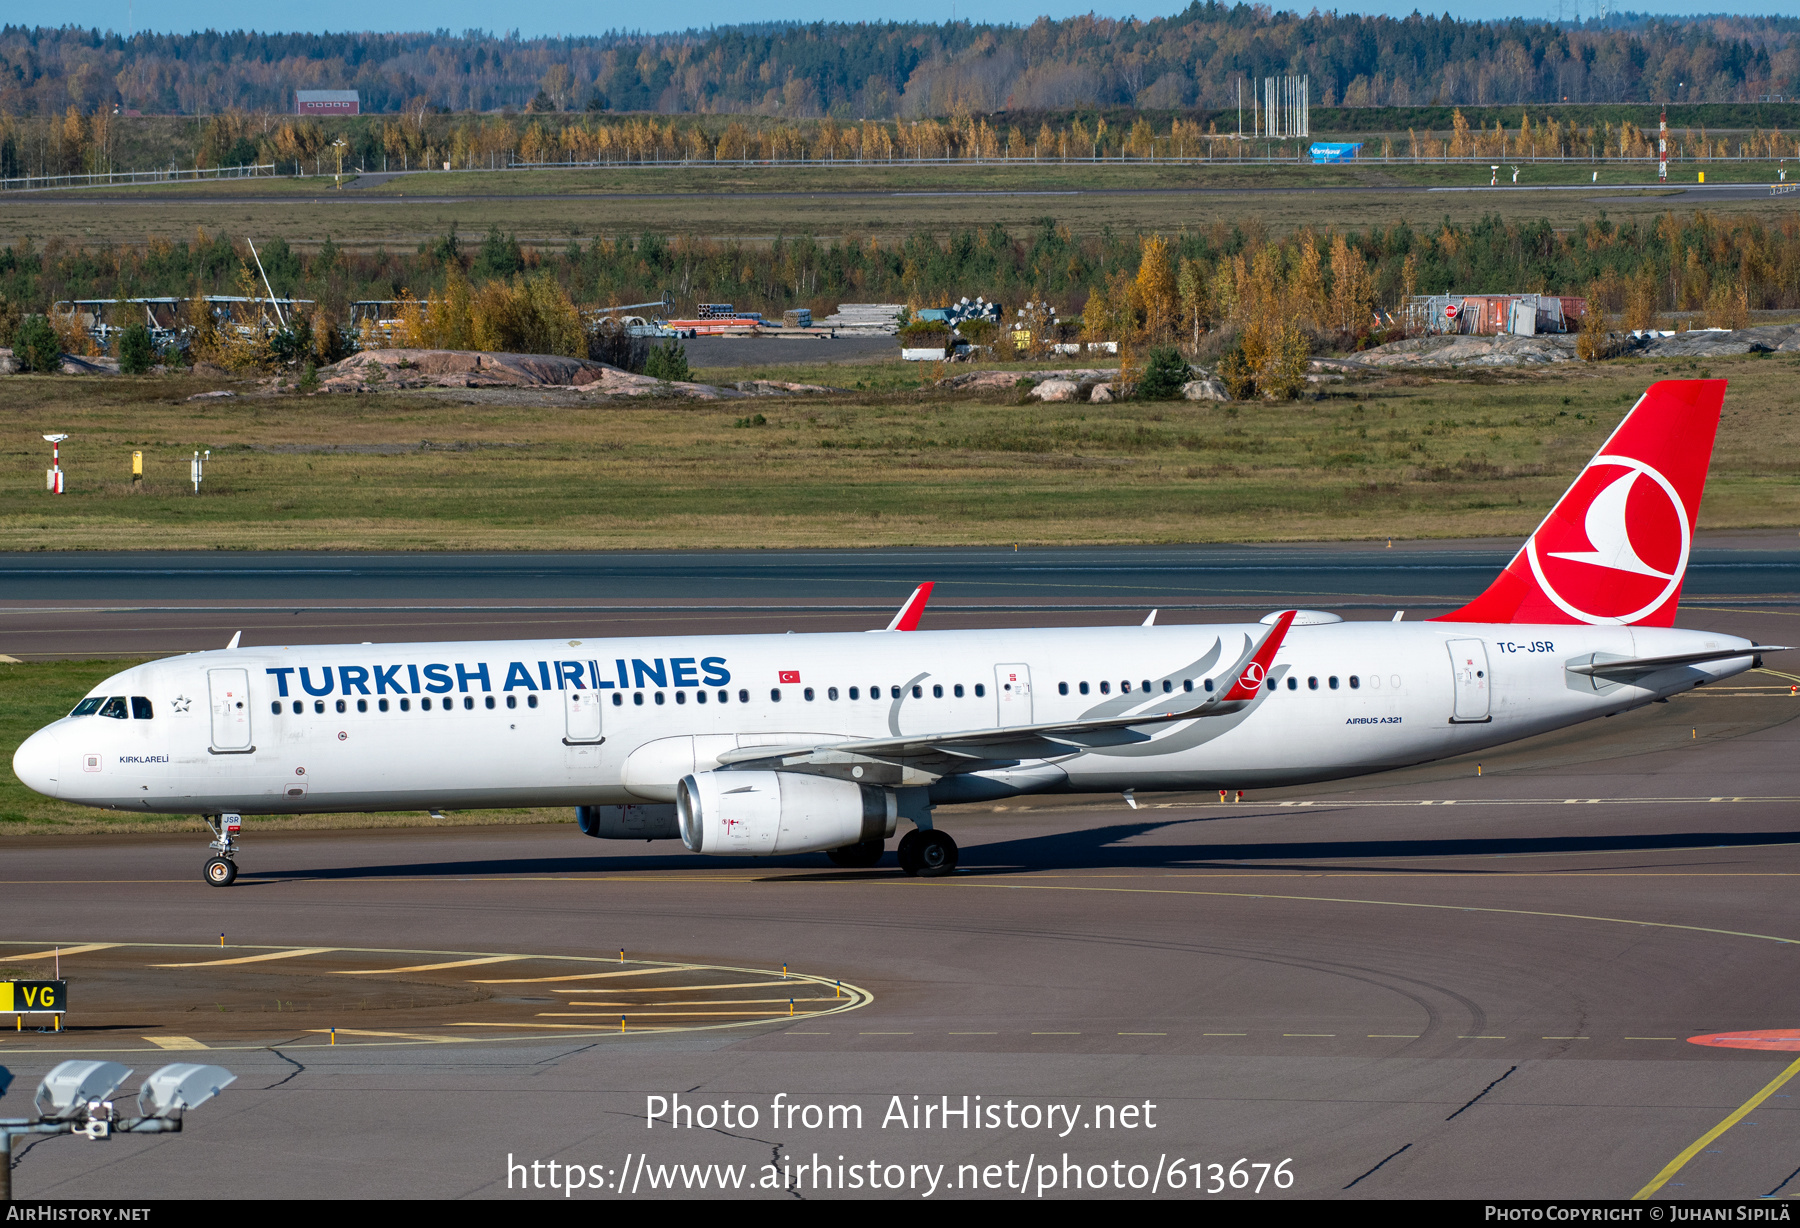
[676, 771, 897, 856]
[576, 804, 681, 840]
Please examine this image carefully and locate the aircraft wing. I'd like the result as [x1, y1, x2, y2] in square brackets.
[720, 610, 1296, 767]
[1565, 644, 1790, 678]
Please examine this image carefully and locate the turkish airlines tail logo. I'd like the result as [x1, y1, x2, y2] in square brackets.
[1436, 379, 1724, 627]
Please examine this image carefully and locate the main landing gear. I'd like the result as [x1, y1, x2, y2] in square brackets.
[202, 813, 242, 887]
[896, 828, 958, 878]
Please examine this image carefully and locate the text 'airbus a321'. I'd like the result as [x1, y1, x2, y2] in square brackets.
[12, 380, 1782, 885]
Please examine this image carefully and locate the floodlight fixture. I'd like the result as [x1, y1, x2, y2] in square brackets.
[137, 1064, 236, 1119]
[33, 1061, 131, 1122]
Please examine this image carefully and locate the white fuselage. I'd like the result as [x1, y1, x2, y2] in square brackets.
[12, 619, 1755, 816]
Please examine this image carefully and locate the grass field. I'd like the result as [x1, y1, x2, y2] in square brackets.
[4, 352, 1798, 553]
[4, 160, 1793, 248]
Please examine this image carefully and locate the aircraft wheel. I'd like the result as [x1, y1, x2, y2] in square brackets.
[914, 830, 958, 878]
[826, 839, 884, 868]
[204, 857, 238, 887]
[896, 830, 924, 876]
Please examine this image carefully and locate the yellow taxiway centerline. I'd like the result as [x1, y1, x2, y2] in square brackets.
[153, 947, 337, 967]
[1633, 1055, 1800, 1200]
[335, 955, 525, 975]
[2, 943, 121, 960]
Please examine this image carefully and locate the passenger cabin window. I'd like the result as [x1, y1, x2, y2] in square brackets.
[1162, 680, 1173, 693]
[1121, 681, 1131, 693]
[848, 686, 860, 700]
[336, 699, 346, 713]
[1288, 678, 1298, 691]
[770, 688, 782, 702]
[1308, 676, 1319, 691]
[1079, 682, 1090, 695]
[465, 696, 476, 709]
[422, 698, 433, 711]
[1203, 679, 1213, 692]
[485, 696, 496, 709]
[828, 687, 838, 701]
[1183, 680, 1194, 692]
[932, 684, 943, 698]
[1329, 676, 1340, 690]
[804, 688, 815, 701]
[357, 699, 368, 713]
[890, 686, 902, 699]
[973, 684, 985, 698]
[400, 698, 411, 711]
[954, 684, 965, 698]
[131, 697, 153, 719]
[527, 695, 538, 708]
[70, 697, 104, 717]
[912, 685, 923, 699]
[269, 701, 281, 715]
[610, 694, 621, 706]
[1099, 682, 1110, 695]
[1058, 682, 1069, 696]
[313, 700, 325, 714]
[737, 690, 748, 703]
[379, 699, 389, 712]
[99, 697, 128, 719]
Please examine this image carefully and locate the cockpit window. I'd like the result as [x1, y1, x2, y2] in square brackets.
[98, 696, 128, 719]
[70, 697, 104, 716]
[131, 697, 154, 720]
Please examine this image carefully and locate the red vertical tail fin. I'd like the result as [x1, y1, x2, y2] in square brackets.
[1436, 379, 1723, 627]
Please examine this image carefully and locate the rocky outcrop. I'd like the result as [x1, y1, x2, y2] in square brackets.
[1181, 376, 1231, 401]
[1331, 323, 1800, 370]
[313, 349, 833, 399]
[1030, 379, 1083, 402]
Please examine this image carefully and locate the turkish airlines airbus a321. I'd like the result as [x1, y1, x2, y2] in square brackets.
[12, 380, 1783, 886]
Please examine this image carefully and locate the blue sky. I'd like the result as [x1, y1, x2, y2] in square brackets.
[38, 0, 1800, 37]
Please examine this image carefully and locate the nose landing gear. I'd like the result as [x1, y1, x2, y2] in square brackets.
[202, 814, 242, 887]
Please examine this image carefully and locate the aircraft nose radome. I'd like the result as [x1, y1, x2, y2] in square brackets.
[12, 726, 63, 799]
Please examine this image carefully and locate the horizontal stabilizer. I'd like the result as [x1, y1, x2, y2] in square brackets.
[1566, 644, 1789, 677]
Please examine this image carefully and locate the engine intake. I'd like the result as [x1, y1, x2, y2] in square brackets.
[676, 771, 897, 855]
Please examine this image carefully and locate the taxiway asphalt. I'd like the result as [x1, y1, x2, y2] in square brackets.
[2, 578, 1799, 1198]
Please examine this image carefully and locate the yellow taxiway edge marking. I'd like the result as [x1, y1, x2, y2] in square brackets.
[144, 1036, 208, 1049]
[786, 1032, 831, 1035]
[473, 968, 692, 984]
[1204, 1033, 1248, 1036]
[859, 1032, 913, 1035]
[1633, 1055, 1800, 1200]
[1626, 1037, 1680, 1041]
[3, 943, 121, 960]
[1544, 1036, 1591, 1040]
[1032, 1032, 1081, 1035]
[153, 947, 337, 968]
[949, 1032, 998, 1035]
[0, 654, 19, 663]
[305, 1028, 461, 1042]
[1285, 1034, 1336, 1037]
[551, 981, 801, 994]
[447, 1022, 676, 1031]
[1460, 1036, 1507, 1040]
[1370, 1035, 1422, 1038]
[566, 998, 835, 1007]
[1119, 1032, 1167, 1036]
[335, 955, 524, 975]
[538, 1010, 824, 1018]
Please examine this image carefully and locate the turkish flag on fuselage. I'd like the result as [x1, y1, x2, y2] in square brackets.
[778, 670, 801, 684]
[1436, 379, 1724, 627]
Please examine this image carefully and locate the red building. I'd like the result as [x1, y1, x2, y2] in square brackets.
[295, 90, 359, 116]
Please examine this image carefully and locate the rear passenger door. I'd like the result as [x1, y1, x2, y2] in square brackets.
[994, 663, 1033, 726]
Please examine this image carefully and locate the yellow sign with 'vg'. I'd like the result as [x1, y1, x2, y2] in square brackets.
[0, 980, 66, 1013]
